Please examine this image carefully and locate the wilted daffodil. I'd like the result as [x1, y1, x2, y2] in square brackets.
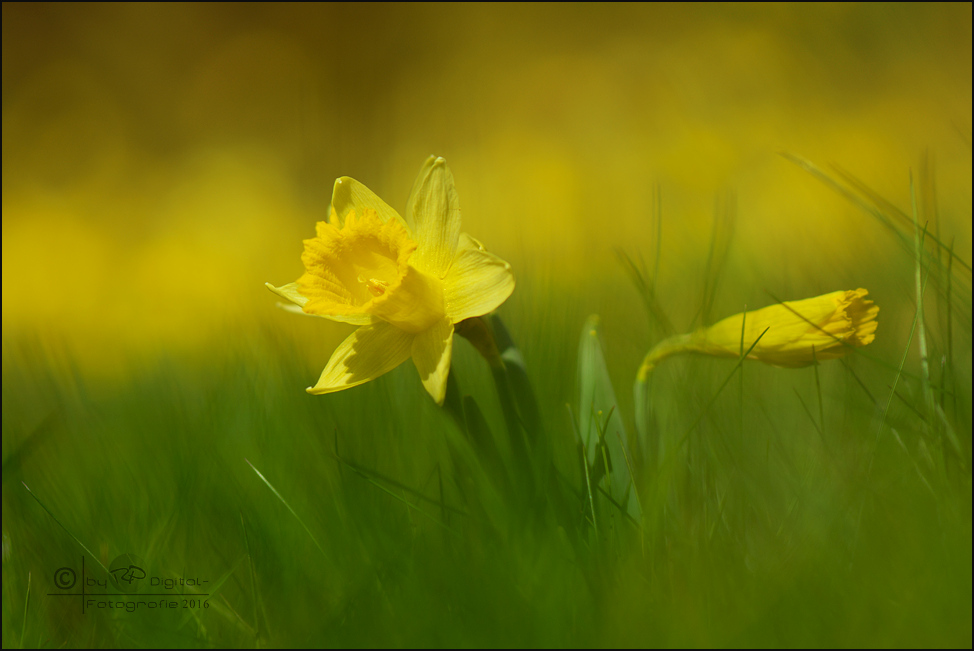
[267, 157, 514, 405]
[637, 289, 879, 380]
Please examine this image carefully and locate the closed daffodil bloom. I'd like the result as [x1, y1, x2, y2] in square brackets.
[267, 156, 515, 404]
[637, 289, 878, 380]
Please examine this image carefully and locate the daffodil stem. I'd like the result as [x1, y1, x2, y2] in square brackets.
[457, 315, 543, 501]
[490, 365, 535, 499]
[636, 334, 695, 382]
[493, 317, 546, 441]
[456, 317, 503, 368]
[443, 368, 513, 504]
[462, 394, 512, 497]
[633, 374, 654, 469]
[442, 370, 467, 432]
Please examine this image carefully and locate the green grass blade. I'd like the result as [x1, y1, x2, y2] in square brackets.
[694, 193, 736, 329]
[739, 306, 747, 444]
[357, 471, 459, 536]
[22, 482, 110, 575]
[782, 152, 972, 276]
[240, 512, 262, 647]
[875, 283, 921, 456]
[567, 404, 597, 538]
[614, 430, 644, 536]
[943, 237, 956, 417]
[840, 358, 877, 406]
[911, 172, 936, 430]
[177, 556, 246, 630]
[244, 459, 329, 559]
[812, 345, 825, 435]
[675, 327, 770, 449]
[20, 571, 30, 650]
[794, 388, 830, 457]
[615, 248, 675, 338]
[326, 450, 466, 516]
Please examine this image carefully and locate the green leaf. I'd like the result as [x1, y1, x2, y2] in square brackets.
[576, 315, 640, 521]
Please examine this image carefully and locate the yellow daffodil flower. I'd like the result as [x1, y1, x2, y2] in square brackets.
[637, 289, 879, 380]
[267, 156, 515, 404]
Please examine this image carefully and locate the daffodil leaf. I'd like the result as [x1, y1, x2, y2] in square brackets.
[577, 315, 640, 521]
[265, 281, 307, 307]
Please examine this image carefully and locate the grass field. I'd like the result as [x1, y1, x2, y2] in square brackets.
[3, 164, 971, 646]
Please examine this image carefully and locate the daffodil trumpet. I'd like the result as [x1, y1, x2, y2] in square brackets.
[267, 156, 515, 405]
[636, 289, 879, 381]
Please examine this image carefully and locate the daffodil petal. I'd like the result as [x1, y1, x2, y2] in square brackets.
[406, 156, 461, 278]
[276, 302, 309, 316]
[330, 176, 408, 230]
[442, 233, 515, 323]
[411, 318, 453, 405]
[307, 322, 413, 394]
[265, 281, 307, 307]
[264, 282, 373, 325]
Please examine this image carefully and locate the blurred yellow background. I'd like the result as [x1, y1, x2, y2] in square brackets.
[3, 3, 971, 375]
